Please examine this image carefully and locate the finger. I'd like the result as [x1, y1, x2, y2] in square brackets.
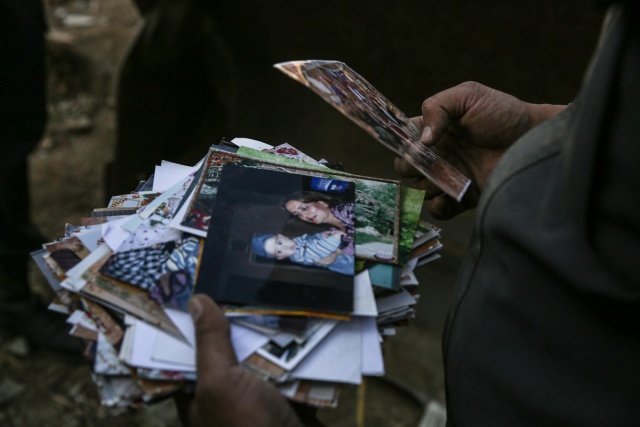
[428, 194, 471, 220]
[396, 157, 459, 201]
[189, 294, 238, 376]
[420, 96, 453, 145]
[420, 83, 480, 145]
[400, 173, 448, 201]
[411, 114, 440, 147]
[394, 156, 421, 177]
[409, 116, 422, 129]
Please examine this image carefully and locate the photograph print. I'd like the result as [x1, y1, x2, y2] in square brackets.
[274, 59, 471, 201]
[195, 164, 356, 314]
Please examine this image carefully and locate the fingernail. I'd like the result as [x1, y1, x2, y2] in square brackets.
[188, 296, 203, 322]
[420, 126, 432, 143]
[431, 203, 442, 216]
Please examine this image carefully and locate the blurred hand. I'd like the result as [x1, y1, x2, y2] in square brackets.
[176, 294, 302, 427]
[322, 229, 345, 238]
[395, 81, 565, 219]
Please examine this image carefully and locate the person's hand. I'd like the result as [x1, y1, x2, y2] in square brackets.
[322, 229, 345, 238]
[395, 81, 565, 219]
[176, 294, 303, 427]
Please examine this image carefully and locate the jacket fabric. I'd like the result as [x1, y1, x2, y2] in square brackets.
[444, 3, 640, 426]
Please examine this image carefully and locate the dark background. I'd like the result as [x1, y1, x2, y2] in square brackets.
[111, 0, 604, 193]
[208, 0, 604, 176]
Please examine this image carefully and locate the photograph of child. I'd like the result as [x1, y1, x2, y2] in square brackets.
[196, 164, 357, 313]
[251, 229, 354, 276]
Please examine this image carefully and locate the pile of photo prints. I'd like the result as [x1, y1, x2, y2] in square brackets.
[31, 61, 461, 409]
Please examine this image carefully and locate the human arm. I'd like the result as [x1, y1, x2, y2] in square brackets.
[314, 248, 343, 266]
[321, 229, 346, 238]
[176, 294, 304, 427]
[395, 81, 566, 220]
[313, 231, 346, 266]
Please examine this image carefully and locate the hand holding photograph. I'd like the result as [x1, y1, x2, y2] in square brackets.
[274, 60, 471, 201]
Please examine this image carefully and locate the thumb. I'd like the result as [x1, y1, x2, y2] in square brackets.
[420, 95, 453, 145]
[420, 82, 484, 145]
[189, 294, 238, 374]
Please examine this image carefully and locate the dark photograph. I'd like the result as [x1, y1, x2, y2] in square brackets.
[196, 164, 356, 314]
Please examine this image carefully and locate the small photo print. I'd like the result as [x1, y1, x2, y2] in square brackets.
[196, 164, 356, 314]
[275, 60, 471, 201]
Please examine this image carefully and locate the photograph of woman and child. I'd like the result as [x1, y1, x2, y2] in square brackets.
[251, 190, 355, 276]
[196, 165, 356, 313]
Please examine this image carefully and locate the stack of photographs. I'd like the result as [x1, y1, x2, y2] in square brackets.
[31, 138, 444, 409]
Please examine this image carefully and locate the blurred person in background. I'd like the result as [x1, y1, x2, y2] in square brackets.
[105, 0, 233, 196]
[0, 0, 82, 404]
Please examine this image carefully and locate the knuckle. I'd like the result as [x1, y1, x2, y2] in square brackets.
[458, 81, 482, 91]
[421, 97, 436, 113]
